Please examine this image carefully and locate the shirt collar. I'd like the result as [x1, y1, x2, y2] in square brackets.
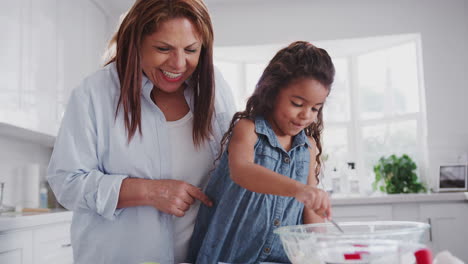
[254, 116, 311, 151]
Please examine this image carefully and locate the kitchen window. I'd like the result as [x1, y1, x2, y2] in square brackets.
[214, 34, 427, 195]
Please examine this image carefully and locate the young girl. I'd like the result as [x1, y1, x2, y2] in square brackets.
[187, 41, 335, 263]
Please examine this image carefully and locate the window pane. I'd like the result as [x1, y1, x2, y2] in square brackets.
[358, 41, 420, 120]
[388, 42, 420, 114]
[322, 126, 349, 168]
[325, 58, 350, 122]
[214, 60, 243, 110]
[357, 49, 386, 120]
[245, 63, 266, 97]
[361, 120, 419, 191]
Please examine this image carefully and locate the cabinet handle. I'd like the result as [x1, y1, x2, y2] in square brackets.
[427, 218, 432, 242]
[61, 243, 72, 248]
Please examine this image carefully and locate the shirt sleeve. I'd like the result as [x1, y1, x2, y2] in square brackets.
[47, 81, 127, 221]
[214, 66, 237, 126]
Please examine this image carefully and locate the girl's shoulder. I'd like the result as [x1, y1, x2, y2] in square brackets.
[232, 118, 256, 138]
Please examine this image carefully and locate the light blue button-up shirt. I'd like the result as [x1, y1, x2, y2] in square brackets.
[47, 62, 235, 264]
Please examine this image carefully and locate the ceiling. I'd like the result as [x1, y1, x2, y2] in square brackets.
[93, 0, 249, 18]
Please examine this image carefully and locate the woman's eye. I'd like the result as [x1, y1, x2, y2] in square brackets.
[156, 47, 170, 52]
[291, 101, 302, 107]
[311, 107, 320, 112]
[185, 48, 197, 53]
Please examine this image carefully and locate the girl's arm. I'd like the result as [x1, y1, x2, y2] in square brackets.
[228, 119, 301, 196]
[303, 137, 329, 224]
[228, 119, 330, 216]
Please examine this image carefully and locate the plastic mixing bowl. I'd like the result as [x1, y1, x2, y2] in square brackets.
[305, 239, 429, 264]
[274, 221, 430, 264]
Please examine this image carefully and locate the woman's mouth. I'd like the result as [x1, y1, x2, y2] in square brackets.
[161, 69, 183, 82]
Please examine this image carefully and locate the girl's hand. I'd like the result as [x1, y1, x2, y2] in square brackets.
[145, 179, 213, 217]
[295, 184, 331, 218]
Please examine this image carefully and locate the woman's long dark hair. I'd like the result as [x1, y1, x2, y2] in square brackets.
[105, 0, 215, 146]
[221, 41, 335, 182]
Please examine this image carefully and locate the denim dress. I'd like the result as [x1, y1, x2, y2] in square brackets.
[187, 116, 311, 264]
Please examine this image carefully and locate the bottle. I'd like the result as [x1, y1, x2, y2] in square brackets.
[347, 162, 360, 195]
[39, 183, 48, 208]
[340, 164, 349, 196]
[331, 167, 341, 195]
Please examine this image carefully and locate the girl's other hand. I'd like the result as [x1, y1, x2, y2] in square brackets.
[145, 179, 213, 217]
[295, 185, 331, 218]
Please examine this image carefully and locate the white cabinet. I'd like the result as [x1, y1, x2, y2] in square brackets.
[29, 0, 58, 136]
[33, 222, 73, 264]
[0, 0, 110, 136]
[419, 203, 468, 262]
[0, 211, 73, 264]
[0, 230, 33, 264]
[0, 0, 26, 128]
[332, 194, 468, 262]
[0, 222, 72, 264]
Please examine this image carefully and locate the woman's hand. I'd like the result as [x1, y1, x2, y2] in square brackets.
[145, 179, 213, 217]
[295, 184, 331, 218]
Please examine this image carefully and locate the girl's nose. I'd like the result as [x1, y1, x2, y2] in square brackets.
[300, 109, 316, 121]
[168, 50, 186, 70]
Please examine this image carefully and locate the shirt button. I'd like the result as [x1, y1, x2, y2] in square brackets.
[283, 157, 290, 163]
[264, 247, 271, 253]
[273, 219, 281, 226]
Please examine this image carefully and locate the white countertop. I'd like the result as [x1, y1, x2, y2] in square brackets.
[0, 193, 467, 231]
[332, 192, 468, 206]
[0, 209, 72, 233]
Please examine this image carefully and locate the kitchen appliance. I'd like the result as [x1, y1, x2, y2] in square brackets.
[274, 221, 431, 264]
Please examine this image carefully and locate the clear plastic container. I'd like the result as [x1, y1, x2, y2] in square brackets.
[304, 239, 428, 264]
[274, 221, 430, 264]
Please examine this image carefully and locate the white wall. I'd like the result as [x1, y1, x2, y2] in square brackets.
[206, 0, 468, 185]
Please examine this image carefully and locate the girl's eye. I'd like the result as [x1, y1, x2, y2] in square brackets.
[185, 48, 197, 53]
[311, 107, 320, 112]
[291, 101, 302, 107]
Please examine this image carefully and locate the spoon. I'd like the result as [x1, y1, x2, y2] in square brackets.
[323, 213, 344, 233]
[329, 218, 345, 233]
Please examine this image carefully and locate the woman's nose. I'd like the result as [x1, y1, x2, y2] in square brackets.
[168, 50, 186, 70]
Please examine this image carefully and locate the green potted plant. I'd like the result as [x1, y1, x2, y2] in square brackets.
[372, 154, 426, 194]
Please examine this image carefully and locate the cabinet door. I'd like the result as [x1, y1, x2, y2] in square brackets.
[0, 230, 33, 264]
[56, 0, 109, 132]
[333, 204, 392, 222]
[0, 0, 26, 127]
[33, 222, 73, 264]
[420, 203, 468, 262]
[29, 0, 58, 136]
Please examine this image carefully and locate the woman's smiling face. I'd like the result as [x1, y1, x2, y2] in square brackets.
[140, 17, 202, 93]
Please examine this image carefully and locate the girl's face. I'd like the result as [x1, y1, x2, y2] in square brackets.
[269, 78, 329, 137]
[140, 17, 202, 94]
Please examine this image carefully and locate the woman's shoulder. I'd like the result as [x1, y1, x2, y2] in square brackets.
[81, 63, 119, 92]
[71, 63, 120, 100]
[213, 67, 236, 116]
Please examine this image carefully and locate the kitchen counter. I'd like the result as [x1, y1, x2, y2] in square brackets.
[0, 209, 72, 233]
[1, 193, 466, 231]
[332, 192, 468, 206]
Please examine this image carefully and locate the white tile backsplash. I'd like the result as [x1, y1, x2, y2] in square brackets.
[0, 135, 52, 207]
